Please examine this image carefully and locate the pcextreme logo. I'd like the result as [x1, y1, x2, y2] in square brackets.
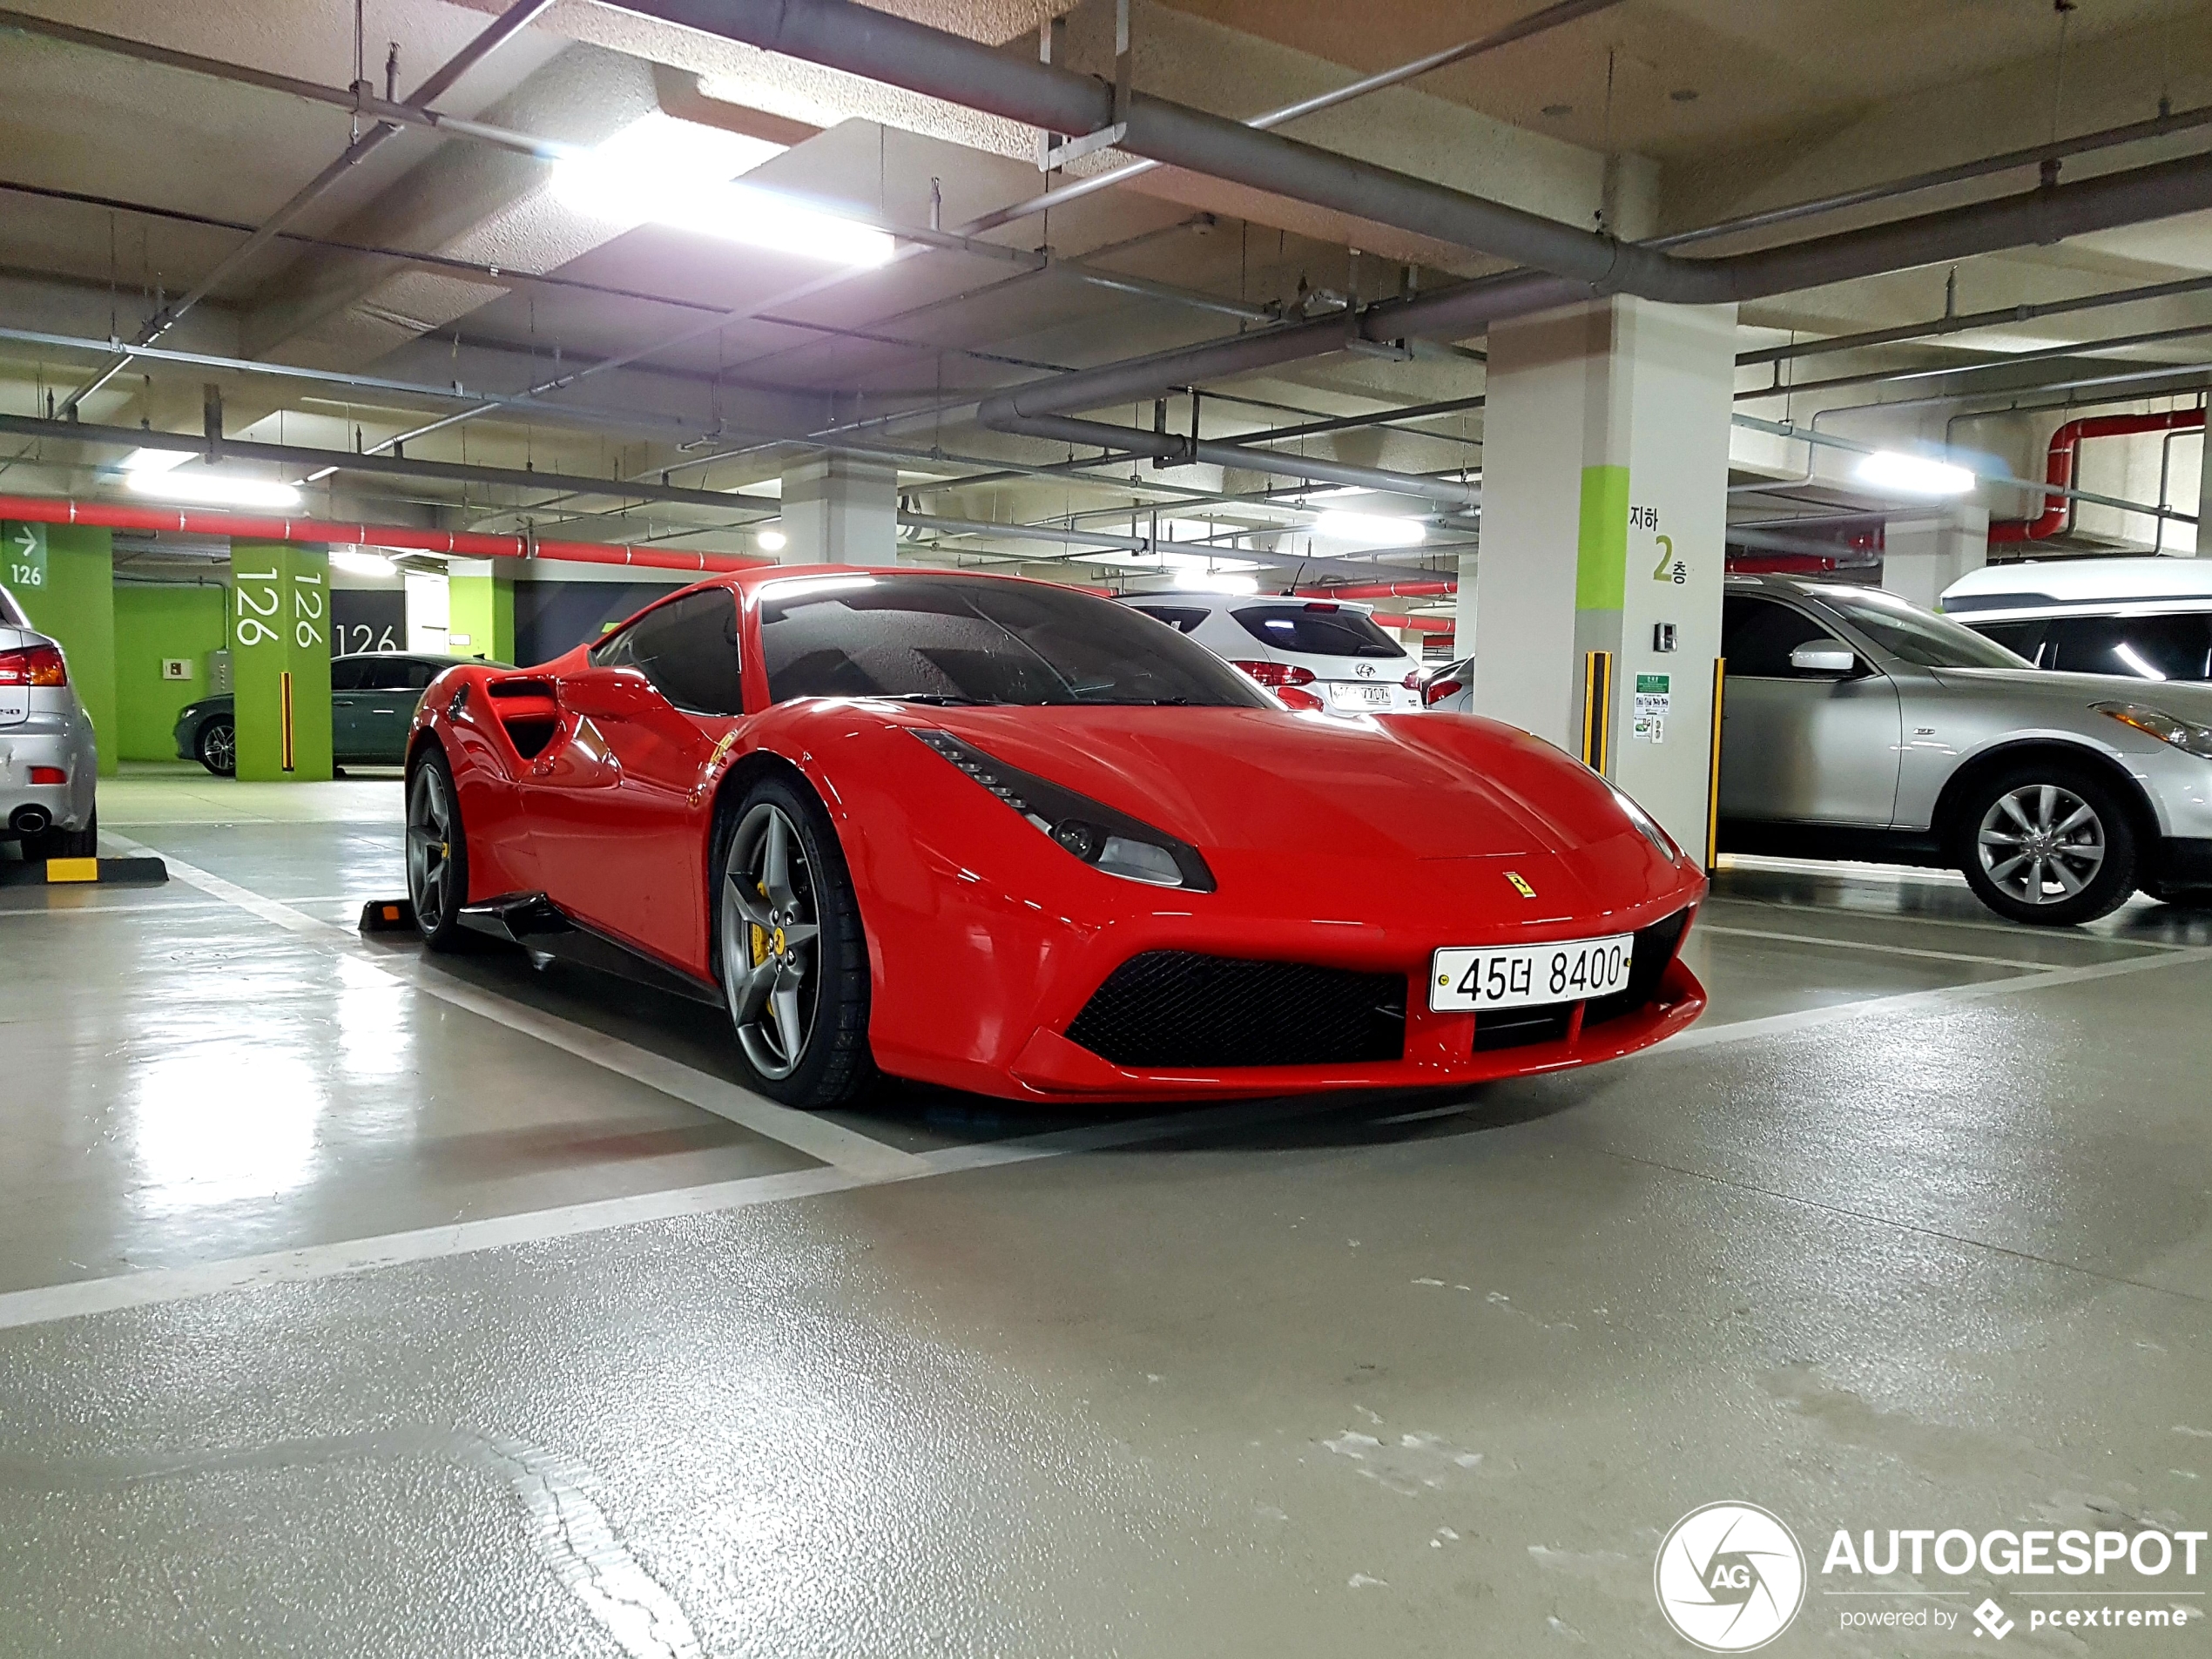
[1655, 1503, 1808, 1652]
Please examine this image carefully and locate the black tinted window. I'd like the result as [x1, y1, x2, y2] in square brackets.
[1130, 604, 1210, 634]
[1232, 603, 1405, 658]
[592, 589, 745, 714]
[1723, 596, 1842, 676]
[759, 576, 1270, 708]
[2047, 613, 2212, 681]
[328, 657, 370, 691]
[404, 659, 441, 691]
[1967, 620, 2049, 664]
[356, 657, 418, 691]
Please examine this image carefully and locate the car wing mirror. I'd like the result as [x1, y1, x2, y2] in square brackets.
[559, 665, 662, 719]
[1789, 641, 1858, 675]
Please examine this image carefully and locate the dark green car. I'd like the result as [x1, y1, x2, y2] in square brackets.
[173, 652, 495, 775]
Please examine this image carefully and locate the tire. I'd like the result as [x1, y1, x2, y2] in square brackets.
[1955, 760, 2138, 926]
[715, 774, 874, 1109]
[25, 806, 96, 862]
[405, 746, 470, 951]
[197, 719, 236, 776]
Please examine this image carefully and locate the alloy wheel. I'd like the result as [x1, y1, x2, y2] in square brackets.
[406, 765, 457, 927]
[1976, 783, 2106, 907]
[721, 802, 824, 1081]
[202, 722, 236, 774]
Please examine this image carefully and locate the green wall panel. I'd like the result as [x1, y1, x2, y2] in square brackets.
[3, 522, 118, 775]
[114, 583, 230, 760]
[229, 543, 332, 782]
[448, 571, 514, 664]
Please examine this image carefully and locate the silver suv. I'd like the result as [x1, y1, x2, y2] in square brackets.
[1718, 574, 2212, 924]
[0, 583, 98, 860]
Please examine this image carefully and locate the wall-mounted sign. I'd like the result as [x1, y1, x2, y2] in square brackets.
[4, 522, 46, 599]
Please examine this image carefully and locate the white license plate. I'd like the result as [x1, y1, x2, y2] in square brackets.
[1329, 681, 1394, 707]
[1428, 934, 1635, 1012]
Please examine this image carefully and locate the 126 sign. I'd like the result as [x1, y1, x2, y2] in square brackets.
[5, 523, 47, 594]
[235, 563, 326, 651]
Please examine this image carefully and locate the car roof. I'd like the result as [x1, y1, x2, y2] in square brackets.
[1116, 590, 1379, 615]
[1940, 556, 2212, 612]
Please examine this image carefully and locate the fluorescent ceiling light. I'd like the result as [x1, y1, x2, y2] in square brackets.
[120, 448, 190, 473]
[330, 549, 395, 577]
[1856, 450, 1974, 496]
[755, 527, 788, 553]
[1315, 510, 1426, 546]
[125, 469, 301, 509]
[552, 112, 894, 266]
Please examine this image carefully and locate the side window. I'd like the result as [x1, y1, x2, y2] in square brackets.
[2047, 613, 2212, 682]
[1721, 596, 1845, 677]
[403, 659, 441, 691]
[1966, 619, 2048, 664]
[590, 590, 745, 714]
[357, 658, 417, 691]
[328, 658, 368, 691]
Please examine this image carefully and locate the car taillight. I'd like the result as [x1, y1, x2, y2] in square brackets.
[1277, 685, 1325, 711]
[1402, 672, 1420, 690]
[28, 766, 65, 785]
[1231, 659, 1317, 689]
[0, 644, 66, 687]
[1423, 676, 1464, 706]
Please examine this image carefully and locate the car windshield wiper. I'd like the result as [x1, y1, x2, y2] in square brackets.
[889, 692, 1001, 705]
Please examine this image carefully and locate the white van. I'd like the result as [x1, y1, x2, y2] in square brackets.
[1940, 556, 2212, 682]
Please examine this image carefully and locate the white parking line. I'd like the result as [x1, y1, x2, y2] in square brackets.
[100, 833, 926, 1183]
[1706, 892, 2196, 950]
[17, 832, 2199, 1339]
[1696, 922, 2057, 971]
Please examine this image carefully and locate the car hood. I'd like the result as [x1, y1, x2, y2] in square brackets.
[1933, 665, 2212, 722]
[918, 705, 1630, 861]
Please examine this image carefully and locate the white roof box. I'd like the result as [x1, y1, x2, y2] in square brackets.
[1941, 556, 2212, 615]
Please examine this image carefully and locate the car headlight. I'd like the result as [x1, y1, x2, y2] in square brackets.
[1608, 782, 1685, 864]
[911, 729, 1217, 892]
[2097, 702, 2212, 759]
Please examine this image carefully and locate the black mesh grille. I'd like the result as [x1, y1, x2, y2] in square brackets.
[1066, 953, 1406, 1069]
[1474, 907, 1692, 1053]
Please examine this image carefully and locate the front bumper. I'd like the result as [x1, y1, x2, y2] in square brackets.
[0, 717, 98, 837]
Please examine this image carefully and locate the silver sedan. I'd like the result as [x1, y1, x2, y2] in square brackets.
[0, 583, 98, 859]
[1717, 574, 2212, 925]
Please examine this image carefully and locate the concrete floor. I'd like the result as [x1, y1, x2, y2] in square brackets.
[3, 760, 2210, 1656]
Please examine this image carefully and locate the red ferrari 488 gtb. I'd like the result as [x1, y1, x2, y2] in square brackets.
[403, 567, 1706, 1108]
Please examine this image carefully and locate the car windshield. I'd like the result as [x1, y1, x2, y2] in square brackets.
[758, 575, 1273, 708]
[1817, 586, 2030, 670]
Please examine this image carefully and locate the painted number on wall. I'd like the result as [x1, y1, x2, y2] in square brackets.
[334, 623, 399, 655]
[1651, 532, 1687, 585]
[235, 567, 281, 648]
[6, 523, 47, 592]
[293, 570, 325, 651]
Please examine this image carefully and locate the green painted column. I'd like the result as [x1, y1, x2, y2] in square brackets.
[448, 564, 515, 663]
[228, 542, 333, 781]
[3, 522, 118, 775]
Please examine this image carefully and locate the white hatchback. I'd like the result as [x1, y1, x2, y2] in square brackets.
[1118, 592, 1423, 716]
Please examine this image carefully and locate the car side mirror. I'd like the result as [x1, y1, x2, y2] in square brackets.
[1789, 642, 1858, 675]
[559, 665, 662, 720]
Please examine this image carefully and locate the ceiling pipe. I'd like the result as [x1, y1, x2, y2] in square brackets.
[616, 0, 2212, 333]
[0, 493, 763, 571]
[53, 0, 557, 418]
[1295, 579, 1453, 599]
[1988, 408, 2206, 543]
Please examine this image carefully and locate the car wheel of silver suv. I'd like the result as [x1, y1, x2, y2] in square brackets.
[1958, 761, 2137, 927]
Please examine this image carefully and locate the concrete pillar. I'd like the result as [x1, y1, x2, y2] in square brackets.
[1472, 295, 1736, 855]
[228, 542, 332, 782]
[1883, 506, 1989, 611]
[1453, 550, 1479, 664]
[2195, 421, 2211, 556]
[779, 455, 898, 565]
[3, 523, 118, 776]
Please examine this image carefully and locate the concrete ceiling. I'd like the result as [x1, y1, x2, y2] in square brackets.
[0, 0, 2205, 588]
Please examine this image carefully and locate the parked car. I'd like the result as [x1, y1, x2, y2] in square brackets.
[1116, 592, 1424, 715]
[1941, 556, 2212, 681]
[0, 582, 98, 859]
[403, 567, 1707, 1108]
[1717, 573, 2212, 923]
[1422, 655, 1474, 712]
[176, 651, 496, 774]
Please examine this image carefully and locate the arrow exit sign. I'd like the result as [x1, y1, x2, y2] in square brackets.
[3, 523, 47, 597]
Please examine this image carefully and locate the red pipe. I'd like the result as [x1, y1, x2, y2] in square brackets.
[1371, 612, 1455, 633]
[1292, 579, 1455, 600]
[1988, 408, 2203, 543]
[0, 493, 767, 572]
